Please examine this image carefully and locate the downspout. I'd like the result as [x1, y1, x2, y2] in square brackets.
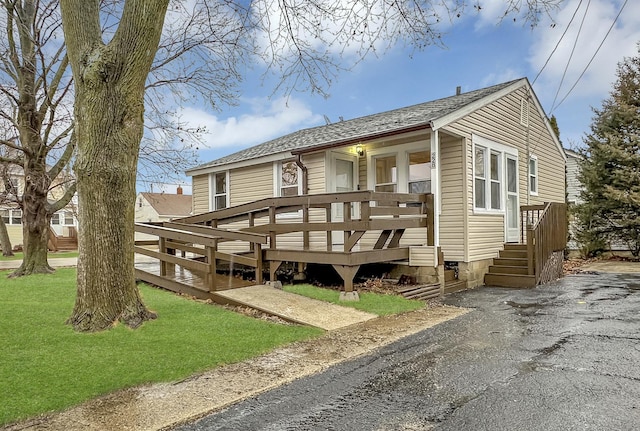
[295, 154, 309, 195]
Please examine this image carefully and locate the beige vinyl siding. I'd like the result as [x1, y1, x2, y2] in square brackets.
[229, 164, 273, 206]
[439, 135, 465, 260]
[444, 86, 566, 262]
[192, 174, 209, 214]
[409, 246, 438, 267]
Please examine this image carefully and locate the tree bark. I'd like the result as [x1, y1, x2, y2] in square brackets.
[61, 0, 169, 331]
[0, 217, 13, 257]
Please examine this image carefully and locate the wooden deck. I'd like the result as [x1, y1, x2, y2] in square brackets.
[134, 191, 434, 299]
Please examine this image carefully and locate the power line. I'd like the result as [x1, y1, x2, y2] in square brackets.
[550, 0, 592, 114]
[552, 0, 629, 112]
[532, 0, 584, 85]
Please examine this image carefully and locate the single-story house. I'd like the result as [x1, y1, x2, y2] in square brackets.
[135, 187, 193, 223]
[175, 78, 566, 291]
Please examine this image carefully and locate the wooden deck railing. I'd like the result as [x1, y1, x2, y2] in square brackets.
[521, 202, 567, 283]
[136, 191, 434, 295]
[176, 190, 434, 252]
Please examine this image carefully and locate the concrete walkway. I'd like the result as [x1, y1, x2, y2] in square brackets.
[0, 257, 78, 271]
[216, 285, 377, 330]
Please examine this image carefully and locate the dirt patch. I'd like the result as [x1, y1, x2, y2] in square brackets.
[6, 303, 468, 431]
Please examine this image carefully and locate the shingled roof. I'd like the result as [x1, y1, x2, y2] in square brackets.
[140, 192, 192, 217]
[188, 78, 524, 173]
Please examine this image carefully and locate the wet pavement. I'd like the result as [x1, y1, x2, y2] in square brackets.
[175, 270, 640, 430]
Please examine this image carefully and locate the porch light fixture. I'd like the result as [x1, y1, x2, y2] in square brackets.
[356, 144, 364, 157]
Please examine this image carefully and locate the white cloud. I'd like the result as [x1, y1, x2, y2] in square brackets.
[528, 0, 640, 107]
[178, 96, 322, 149]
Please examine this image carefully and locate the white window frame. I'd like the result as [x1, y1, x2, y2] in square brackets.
[366, 141, 430, 193]
[274, 160, 302, 197]
[407, 149, 431, 194]
[209, 171, 229, 211]
[529, 155, 539, 196]
[272, 160, 303, 219]
[472, 135, 517, 214]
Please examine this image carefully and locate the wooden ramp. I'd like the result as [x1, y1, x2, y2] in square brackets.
[214, 285, 377, 330]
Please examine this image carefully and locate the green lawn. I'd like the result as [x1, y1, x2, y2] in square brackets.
[283, 284, 424, 316]
[0, 251, 79, 261]
[0, 269, 322, 426]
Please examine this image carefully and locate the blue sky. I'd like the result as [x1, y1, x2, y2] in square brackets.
[154, 0, 639, 194]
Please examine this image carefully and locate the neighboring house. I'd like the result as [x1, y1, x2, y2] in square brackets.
[182, 78, 566, 289]
[135, 188, 193, 222]
[0, 164, 77, 250]
[565, 148, 582, 206]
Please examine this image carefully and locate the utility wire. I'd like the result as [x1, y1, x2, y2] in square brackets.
[550, 0, 592, 113]
[552, 0, 629, 112]
[532, 0, 584, 85]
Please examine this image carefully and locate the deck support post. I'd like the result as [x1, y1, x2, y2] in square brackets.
[269, 260, 283, 283]
[332, 264, 360, 301]
[206, 246, 216, 291]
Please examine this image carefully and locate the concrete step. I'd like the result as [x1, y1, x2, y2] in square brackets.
[484, 273, 536, 288]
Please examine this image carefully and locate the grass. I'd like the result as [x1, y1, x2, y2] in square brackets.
[0, 269, 322, 426]
[0, 251, 79, 261]
[283, 284, 424, 316]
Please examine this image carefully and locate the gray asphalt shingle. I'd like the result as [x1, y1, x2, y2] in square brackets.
[189, 79, 521, 172]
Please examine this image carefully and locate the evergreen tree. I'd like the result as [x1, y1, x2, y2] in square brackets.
[575, 44, 640, 257]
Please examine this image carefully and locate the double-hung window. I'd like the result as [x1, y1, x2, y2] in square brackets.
[212, 171, 228, 210]
[529, 156, 538, 196]
[473, 136, 515, 212]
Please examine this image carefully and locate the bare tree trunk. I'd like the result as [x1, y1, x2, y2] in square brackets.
[11, 164, 54, 276]
[0, 217, 13, 257]
[61, 0, 168, 331]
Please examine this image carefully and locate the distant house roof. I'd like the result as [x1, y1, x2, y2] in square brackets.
[187, 78, 533, 174]
[140, 193, 192, 217]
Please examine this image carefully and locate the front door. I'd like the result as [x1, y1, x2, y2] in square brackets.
[505, 154, 519, 242]
[330, 152, 358, 247]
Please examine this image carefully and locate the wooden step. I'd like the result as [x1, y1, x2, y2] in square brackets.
[484, 273, 536, 288]
[396, 284, 441, 300]
[503, 243, 527, 251]
[487, 265, 530, 275]
[444, 269, 456, 282]
[444, 279, 467, 294]
[493, 257, 529, 267]
[499, 249, 528, 259]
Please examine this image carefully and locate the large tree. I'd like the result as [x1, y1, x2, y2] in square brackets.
[59, 0, 564, 332]
[0, 0, 76, 275]
[574, 44, 640, 257]
[0, 0, 237, 276]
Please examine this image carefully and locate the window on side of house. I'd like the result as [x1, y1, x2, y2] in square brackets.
[11, 209, 22, 225]
[279, 161, 300, 197]
[529, 156, 538, 196]
[490, 150, 501, 210]
[51, 213, 60, 225]
[408, 150, 431, 194]
[64, 211, 74, 225]
[213, 171, 228, 210]
[1, 209, 9, 224]
[474, 146, 487, 209]
[374, 155, 397, 192]
[473, 137, 511, 212]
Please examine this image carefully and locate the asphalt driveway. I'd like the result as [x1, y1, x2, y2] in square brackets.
[176, 266, 640, 430]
